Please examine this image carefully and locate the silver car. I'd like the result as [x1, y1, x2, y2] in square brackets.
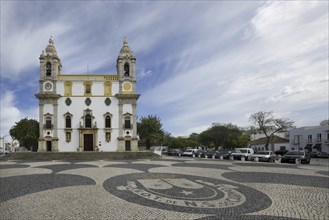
[251, 151, 276, 162]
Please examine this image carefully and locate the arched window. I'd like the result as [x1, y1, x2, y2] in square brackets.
[46, 62, 52, 76]
[45, 116, 52, 129]
[85, 114, 92, 128]
[64, 81, 72, 96]
[105, 116, 111, 128]
[124, 116, 131, 129]
[124, 62, 130, 76]
[65, 116, 71, 128]
[84, 82, 92, 96]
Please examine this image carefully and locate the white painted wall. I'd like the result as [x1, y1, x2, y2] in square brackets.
[56, 80, 121, 151]
[289, 125, 329, 153]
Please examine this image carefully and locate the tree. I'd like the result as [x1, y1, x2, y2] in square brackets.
[137, 115, 165, 149]
[9, 118, 39, 151]
[199, 123, 249, 149]
[249, 111, 294, 150]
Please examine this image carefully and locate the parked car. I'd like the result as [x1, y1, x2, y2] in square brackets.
[213, 151, 231, 159]
[167, 149, 182, 156]
[275, 149, 289, 156]
[182, 149, 198, 157]
[250, 151, 276, 162]
[310, 151, 329, 158]
[281, 151, 311, 164]
[231, 148, 254, 160]
[203, 150, 218, 158]
[0, 152, 11, 158]
[194, 150, 207, 158]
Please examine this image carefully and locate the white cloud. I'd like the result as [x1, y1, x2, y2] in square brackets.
[139, 1, 328, 135]
[0, 92, 21, 137]
[138, 69, 153, 80]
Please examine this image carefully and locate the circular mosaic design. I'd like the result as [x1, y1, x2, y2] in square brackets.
[104, 173, 272, 215]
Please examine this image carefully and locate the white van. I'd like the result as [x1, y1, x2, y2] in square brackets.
[232, 148, 254, 160]
[182, 149, 198, 157]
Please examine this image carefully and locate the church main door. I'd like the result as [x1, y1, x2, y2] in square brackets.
[84, 134, 93, 151]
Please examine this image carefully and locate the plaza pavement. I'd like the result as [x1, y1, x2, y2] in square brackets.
[0, 157, 328, 220]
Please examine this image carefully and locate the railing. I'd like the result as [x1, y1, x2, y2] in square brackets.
[43, 124, 53, 129]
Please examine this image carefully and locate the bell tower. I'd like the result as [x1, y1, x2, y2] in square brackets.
[35, 36, 61, 152]
[115, 38, 140, 151]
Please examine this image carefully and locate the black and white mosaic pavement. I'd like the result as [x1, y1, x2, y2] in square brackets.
[0, 158, 328, 220]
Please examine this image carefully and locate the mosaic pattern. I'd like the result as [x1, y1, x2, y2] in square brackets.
[0, 158, 328, 220]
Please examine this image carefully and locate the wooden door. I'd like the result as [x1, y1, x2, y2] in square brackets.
[84, 134, 93, 151]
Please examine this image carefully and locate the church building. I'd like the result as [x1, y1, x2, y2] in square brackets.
[35, 37, 140, 152]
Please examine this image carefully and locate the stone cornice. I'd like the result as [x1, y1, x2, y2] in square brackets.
[35, 93, 61, 100]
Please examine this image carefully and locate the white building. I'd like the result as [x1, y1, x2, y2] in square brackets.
[35, 37, 140, 152]
[289, 125, 329, 153]
[249, 135, 290, 152]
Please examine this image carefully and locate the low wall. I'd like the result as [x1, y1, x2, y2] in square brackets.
[0, 151, 160, 161]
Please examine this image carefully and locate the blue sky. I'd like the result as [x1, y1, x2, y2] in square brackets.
[0, 1, 328, 138]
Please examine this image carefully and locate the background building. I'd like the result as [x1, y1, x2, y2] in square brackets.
[35, 37, 140, 152]
[289, 124, 329, 153]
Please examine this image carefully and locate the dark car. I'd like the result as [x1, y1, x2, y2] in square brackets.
[281, 151, 311, 164]
[194, 150, 207, 158]
[275, 149, 289, 156]
[204, 150, 218, 158]
[167, 149, 182, 156]
[213, 151, 231, 159]
[310, 151, 329, 158]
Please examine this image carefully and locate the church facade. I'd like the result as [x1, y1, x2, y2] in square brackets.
[35, 37, 140, 152]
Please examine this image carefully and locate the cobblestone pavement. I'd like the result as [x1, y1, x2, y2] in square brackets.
[0, 158, 328, 220]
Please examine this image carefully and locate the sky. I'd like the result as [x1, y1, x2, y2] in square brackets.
[0, 1, 328, 139]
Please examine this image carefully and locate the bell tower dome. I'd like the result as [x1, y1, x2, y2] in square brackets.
[117, 37, 136, 80]
[39, 36, 62, 80]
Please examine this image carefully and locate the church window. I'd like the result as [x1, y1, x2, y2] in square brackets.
[45, 117, 52, 129]
[85, 98, 91, 106]
[124, 62, 130, 76]
[105, 116, 111, 128]
[85, 114, 92, 128]
[65, 116, 71, 128]
[104, 82, 112, 96]
[105, 98, 111, 106]
[86, 85, 91, 93]
[124, 116, 131, 129]
[84, 82, 93, 96]
[46, 62, 52, 76]
[65, 98, 72, 106]
[64, 82, 72, 96]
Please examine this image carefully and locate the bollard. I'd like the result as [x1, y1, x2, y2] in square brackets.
[255, 157, 259, 162]
[275, 156, 281, 163]
[241, 156, 245, 161]
[220, 156, 223, 160]
[205, 155, 208, 159]
[230, 155, 234, 160]
[212, 155, 215, 159]
[295, 158, 301, 164]
[198, 154, 201, 158]
[193, 154, 195, 158]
